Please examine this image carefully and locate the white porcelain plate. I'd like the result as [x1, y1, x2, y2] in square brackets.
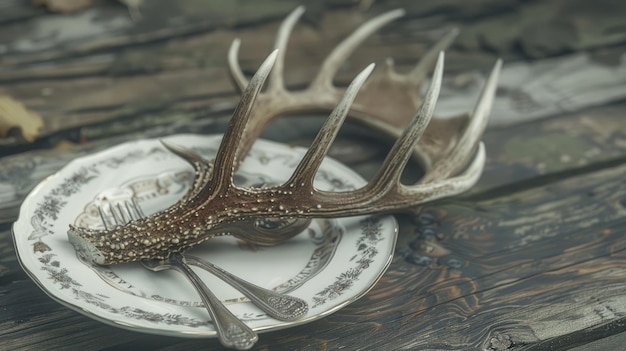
[12, 134, 397, 338]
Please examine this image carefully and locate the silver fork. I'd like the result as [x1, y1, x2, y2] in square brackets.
[99, 200, 309, 350]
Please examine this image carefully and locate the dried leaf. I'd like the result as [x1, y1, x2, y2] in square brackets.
[33, 0, 94, 14]
[0, 96, 44, 142]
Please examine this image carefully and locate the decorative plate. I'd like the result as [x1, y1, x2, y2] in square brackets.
[13, 134, 397, 338]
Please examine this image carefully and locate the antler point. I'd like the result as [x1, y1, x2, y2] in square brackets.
[268, 49, 279, 63]
[393, 8, 406, 17]
[228, 38, 248, 92]
[495, 58, 504, 70]
[159, 138, 173, 149]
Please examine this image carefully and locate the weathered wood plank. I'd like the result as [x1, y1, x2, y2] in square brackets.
[473, 101, 626, 193]
[439, 49, 626, 126]
[3, 0, 625, 64]
[0, 0, 297, 65]
[0, 7, 473, 145]
[4, 45, 626, 145]
[0, 0, 45, 25]
[570, 331, 626, 351]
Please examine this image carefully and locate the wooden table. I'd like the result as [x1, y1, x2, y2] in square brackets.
[2, 1, 626, 350]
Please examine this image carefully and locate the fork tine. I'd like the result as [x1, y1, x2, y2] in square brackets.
[123, 201, 133, 221]
[96, 200, 142, 229]
[123, 201, 136, 221]
[116, 202, 128, 223]
[97, 205, 110, 230]
[132, 199, 142, 219]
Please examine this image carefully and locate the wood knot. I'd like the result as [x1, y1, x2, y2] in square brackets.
[397, 212, 460, 268]
[486, 333, 514, 351]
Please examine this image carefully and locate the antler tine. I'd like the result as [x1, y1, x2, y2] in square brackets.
[310, 8, 406, 91]
[227, 38, 247, 92]
[304, 144, 485, 216]
[212, 50, 278, 190]
[161, 140, 207, 167]
[402, 143, 486, 200]
[367, 52, 444, 193]
[229, 7, 404, 94]
[409, 27, 459, 83]
[420, 59, 502, 183]
[268, 5, 305, 93]
[160, 140, 213, 202]
[227, 6, 307, 94]
[287, 63, 376, 187]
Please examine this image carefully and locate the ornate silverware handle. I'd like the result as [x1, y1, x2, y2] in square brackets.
[185, 254, 308, 321]
[142, 253, 258, 350]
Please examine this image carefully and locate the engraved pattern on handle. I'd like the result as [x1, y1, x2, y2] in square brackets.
[165, 253, 258, 350]
[185, 254, 308, 321]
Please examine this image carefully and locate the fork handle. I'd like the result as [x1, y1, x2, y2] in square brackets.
[169, 253, 258, 350]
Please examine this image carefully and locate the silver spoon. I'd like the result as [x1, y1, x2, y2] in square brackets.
[183, 254, 308, 321]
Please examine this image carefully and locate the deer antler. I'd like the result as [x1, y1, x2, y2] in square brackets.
[68, 7, 501, 265]
[228, 6, 499, 174]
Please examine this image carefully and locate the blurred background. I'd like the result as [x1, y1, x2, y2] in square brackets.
[1, 0, 625, 153]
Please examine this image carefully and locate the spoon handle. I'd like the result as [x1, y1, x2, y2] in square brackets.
[169, 253, 258, 350]
[185, 254, 309, 321]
